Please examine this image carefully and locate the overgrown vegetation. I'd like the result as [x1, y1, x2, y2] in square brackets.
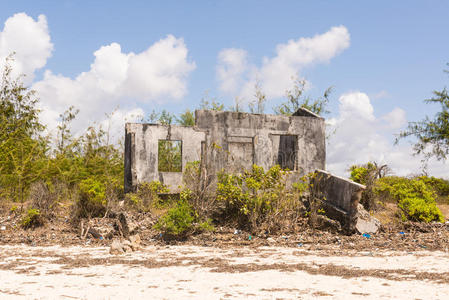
[216, 165, 307, 233]
[350, 162, 446, 223]
[349, 162, 390, 210]
[1, 56, 447, 238]
[274, 78, 332, 116]
[374, 176, 444, 223]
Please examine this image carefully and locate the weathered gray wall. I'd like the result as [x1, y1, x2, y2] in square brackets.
[124, 123, 206, 192]
[125, 109, 326, 192]
[195, 110, 326, 177]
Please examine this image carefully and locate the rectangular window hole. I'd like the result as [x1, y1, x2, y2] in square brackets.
[277, 135, 297, 170]
[158, 140, 182, 172]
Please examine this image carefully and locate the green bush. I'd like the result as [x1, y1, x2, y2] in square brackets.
[216, 164, 306, 232]
[21, 208, 43, 228]
[374, 176, 444, 223]
[76, 177, 107, 218]
[349, 163, 374, 185]
[374, 176, 435, 203]
[398, 197, 445, 223]
[349, 162, 390, 210]
[417, 176, 449, 199]
[197, 218, 215, 232]
[153, 200, 194, 236]
[125, 181, 170, 210]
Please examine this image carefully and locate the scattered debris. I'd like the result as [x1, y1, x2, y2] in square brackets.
[109, 234, 142, 255]
[312, 215, 342, 233]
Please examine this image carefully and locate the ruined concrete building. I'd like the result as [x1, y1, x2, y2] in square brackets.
[125, 108, 325, 193]
[125, 108, 372, 233]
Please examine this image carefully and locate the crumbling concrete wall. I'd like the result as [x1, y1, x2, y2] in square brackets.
[125, 109, 326, 193]
[311, 170, 365, 233]
[195, 110, 326, 178]
[124, 123, 206, 192]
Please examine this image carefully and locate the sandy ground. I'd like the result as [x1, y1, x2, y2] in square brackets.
[1, 244, 449, 299]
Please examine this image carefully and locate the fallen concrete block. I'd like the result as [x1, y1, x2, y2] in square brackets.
[312, 170, 365, 234]
[356, 204, 381, 234]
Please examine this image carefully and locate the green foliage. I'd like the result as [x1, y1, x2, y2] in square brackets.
[375, 176, 435, 203]
[349, 164, 374, 185]
[10, 205, 17, 213]
[153, 200, 195, 236]
[0, 55, 48, 202]
[126, 181, 170, 210]
[21, 208, 43, 229]
[274, 78, 332, 116]
[416, 176, 449, 198]
[146, 109, 175, 125]
[349, 162, 390, 210]
[398, 197, 444, 223]
[216, 164, 306, 232]
[199, 91, 224, 111]
[158, 140, 182, 172]
[397, 63, 449, 160]
[374, 176, 444, 223]
[76, 177, 107, 218]
[198, 218, 215, 232]
[176, 109, 195, 126]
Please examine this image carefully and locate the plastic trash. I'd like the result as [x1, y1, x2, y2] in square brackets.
[248, 235, 252, 241]
[0, 225, 5, 231]
[399, 231, 405, 235]
[362, 233, 371, 239]
[234, 229, 241, 235]
[297, 243, 303, 247]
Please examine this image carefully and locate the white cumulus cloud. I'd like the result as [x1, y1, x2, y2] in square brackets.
[217, 26, 350, 102]
[216, 48, 248, 94]
[31, 35, 196, 135]
[0, 13, 53, 83]
[327, 91, 448, 178]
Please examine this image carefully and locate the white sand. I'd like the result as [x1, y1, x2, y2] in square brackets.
[1, 244, 448, 299]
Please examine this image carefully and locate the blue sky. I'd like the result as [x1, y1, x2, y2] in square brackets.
[1, 1, 448, 177]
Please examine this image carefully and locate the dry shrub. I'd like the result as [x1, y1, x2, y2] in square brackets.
[182, 161, 217, 220]
[28, 181, 59, 219]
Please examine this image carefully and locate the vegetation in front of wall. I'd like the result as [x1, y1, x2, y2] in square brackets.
[2, 54, 448, 243]
[216, 164, 308, 233]
[125, 181, 171, 211]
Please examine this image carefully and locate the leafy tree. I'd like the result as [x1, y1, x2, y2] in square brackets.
[177, 109, 195, 126]
[397, 64, 449, 160]
[0, 55, 48, 203]
[56, 105, 79, 154]
[145, 109, 175, 125]
[274, 78, 332, 116]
